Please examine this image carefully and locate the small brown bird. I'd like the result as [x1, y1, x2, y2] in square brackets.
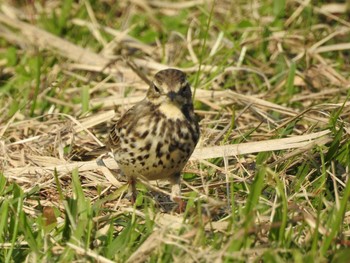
[107, 68, 200, 204]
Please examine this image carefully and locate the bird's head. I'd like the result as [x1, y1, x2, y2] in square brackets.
[146, 68, 193, 107]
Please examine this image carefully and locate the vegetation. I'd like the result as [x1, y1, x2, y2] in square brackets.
[0, 0, 350, 262]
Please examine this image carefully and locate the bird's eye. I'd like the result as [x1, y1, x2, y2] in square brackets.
[180, 85, 188, 95]
[154, 84, 161, 93]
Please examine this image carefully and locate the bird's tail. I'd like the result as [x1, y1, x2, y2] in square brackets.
[69, 145, 109, 161]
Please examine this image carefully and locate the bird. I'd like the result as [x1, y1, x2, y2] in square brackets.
[105, 68, 200, 206]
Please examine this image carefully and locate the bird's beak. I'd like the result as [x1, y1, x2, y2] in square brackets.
[167, 91, 176, 101]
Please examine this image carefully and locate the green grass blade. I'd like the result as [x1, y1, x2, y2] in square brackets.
[0, 199, 9, 243]
[5, 185, 23, 263]
[321, 177, 350, 255]
[273, 0, 285, 18]
[244, 166, 266, 218]
[81, 85, 90, 114]
[269, 168, 288, 246]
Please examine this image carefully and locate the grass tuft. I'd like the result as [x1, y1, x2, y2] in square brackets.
[1, 0, 350, 261]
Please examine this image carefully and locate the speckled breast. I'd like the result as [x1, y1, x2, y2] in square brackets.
[114, 113, 198, 181]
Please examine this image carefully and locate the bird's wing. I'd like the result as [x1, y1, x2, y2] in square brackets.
[108, 105, 138, 148]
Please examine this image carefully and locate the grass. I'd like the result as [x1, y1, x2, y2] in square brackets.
[1, 0, 350, 262]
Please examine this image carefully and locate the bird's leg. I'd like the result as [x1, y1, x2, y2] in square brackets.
[128, 177, 137, 204]
[169, 173, 186, 212]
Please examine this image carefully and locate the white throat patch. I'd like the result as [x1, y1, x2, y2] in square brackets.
[158, 103, 184, 119]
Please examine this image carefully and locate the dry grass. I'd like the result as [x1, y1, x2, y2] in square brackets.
[0, 0, 350, 262]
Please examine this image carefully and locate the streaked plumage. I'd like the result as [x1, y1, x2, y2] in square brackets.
[108, 68, 200, 203]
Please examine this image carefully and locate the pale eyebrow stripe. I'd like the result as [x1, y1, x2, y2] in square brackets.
[181, 81, 189, 87]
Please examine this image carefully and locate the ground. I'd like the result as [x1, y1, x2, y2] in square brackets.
[0, 1, 350, 262]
